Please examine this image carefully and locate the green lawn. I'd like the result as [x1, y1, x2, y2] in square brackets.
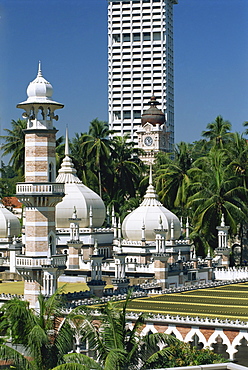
[0, 281, 113, 295]
[126, 282, 248, 321]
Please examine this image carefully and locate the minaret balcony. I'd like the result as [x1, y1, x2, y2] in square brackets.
[16, 255, 67, 270]
[16, 183, 64, 196]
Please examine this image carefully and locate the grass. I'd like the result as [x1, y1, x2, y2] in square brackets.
[1, 281, 248, 321]
[126, 282, 248, 321]
[0, 281, 113, 295]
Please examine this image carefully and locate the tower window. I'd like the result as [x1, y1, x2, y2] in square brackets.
[123, 111, 131, 119]
[143, 32, 151, 41]
[133, 110, 141, 119]
[113, 34, 120, 42]
[123, 33, 131, 42]
[153, 32, 161, 40]
[49, 163, 54, 182]
[133, 33, 141, 41]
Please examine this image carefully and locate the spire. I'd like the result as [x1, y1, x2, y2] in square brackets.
[221, 213, 225, 227]
[93, 239, 99, 255]
[178, 249, 182, 261]
[38, 61, 42, 77]
[56, 128, 81, 184]
[65, 126, 70, 156]
[149, 163, 153, 185]
[141, 219, 146, 242]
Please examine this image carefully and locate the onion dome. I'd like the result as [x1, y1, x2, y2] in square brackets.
[122, 167, 181, 241]
[56, 129, 106, 228]
[141, 95, 165, 126]
[17, 61, 63, 108]
[0, 202, 21, 238]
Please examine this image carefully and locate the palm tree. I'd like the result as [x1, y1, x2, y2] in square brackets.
[155, 142, 193, 217]
[201, 115, 232, 148]
[109, 135, 145, 201]
[242, 121, 248, 136]
[227, 132, 248, 188]
[187, 148, 248, 251]
[0, 290, 73, 370]
[55, 291, 178, 370]
[0, 119, 26, 176]
[81, 119, 113, 198]
[55, 135, 65, 173]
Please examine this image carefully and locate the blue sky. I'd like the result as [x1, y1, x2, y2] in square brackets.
[0, 0, 247, 149]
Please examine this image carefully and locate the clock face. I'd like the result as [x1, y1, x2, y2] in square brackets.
[144, 136, 153, 146]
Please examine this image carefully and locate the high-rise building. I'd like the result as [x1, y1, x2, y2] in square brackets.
[108, 0, 178, 150]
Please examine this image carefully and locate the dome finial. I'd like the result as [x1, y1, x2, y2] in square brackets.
[65, 126, 70, 156]
[38, 61, 42, 77]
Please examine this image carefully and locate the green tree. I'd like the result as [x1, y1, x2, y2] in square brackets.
[0, 291, 73, 370]
[55, 292, 178, 370]
[108, 135, 145, 201]
[81, 119, 113, 198]
[187, 148, 248, 251]
[201, 115, 232, 148]
[0, 119, 26, 176]
[155, 142, 193, 217]
[145, 342, 226, 369]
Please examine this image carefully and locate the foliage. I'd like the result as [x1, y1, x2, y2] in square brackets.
[201, 115, 232, 148]
[0, 290, 73, 370]
[0, 119, 26, 176]
[145, 342, 226, 368]
[66, 291, 179, 370]
[0, 162, 23, 197]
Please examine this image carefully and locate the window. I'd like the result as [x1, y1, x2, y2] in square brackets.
[123, 33, 131, 42]
[113, 111, 121, 120]
[133, 33, 141, 41]
[113, 34, 120, 42]
[143, 32, 151, 41]
[123, 111, 131, 119]
[133, 110, 141, 119]
[153, 32, 161, 40]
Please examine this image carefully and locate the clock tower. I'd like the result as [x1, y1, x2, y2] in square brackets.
[136, 96, 169, 163]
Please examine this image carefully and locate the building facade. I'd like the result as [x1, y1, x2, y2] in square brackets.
[108, 0, 178, 150]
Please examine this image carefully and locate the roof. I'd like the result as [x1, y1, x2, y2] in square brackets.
[2, 197, 22, 209]
[126, 282, 248, 321]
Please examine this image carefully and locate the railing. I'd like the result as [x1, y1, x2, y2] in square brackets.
[215, 267, 248, 281]
[16, 183, 64, 195]
[16, 255, 67, 268]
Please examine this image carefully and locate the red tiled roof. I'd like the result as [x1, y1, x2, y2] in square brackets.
[2, 197, 22, 208]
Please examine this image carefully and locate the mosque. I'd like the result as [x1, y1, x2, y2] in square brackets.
[0, 64, 235, 308]
[0, 65, 248, 364]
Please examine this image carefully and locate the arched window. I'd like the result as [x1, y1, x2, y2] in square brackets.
[49, 163, 54, 182]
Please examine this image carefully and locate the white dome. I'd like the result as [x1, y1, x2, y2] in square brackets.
[17, 62, 63, 107]
[56, 130, 106, 228]
[56, 183, 106, 228]
[0, 202, 21, 238]
[122, 174, 181, 241]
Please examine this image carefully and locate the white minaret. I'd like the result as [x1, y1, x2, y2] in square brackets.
[108, 0, 178, 150]
[16, 62, 66, 308]
[215, 214, 230, 267]
[216, 214, 230, 249]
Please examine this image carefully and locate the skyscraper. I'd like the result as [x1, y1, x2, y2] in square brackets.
[108, 0, 178, 150]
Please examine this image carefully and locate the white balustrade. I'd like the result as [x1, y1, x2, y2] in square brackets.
[16, 183, 64, 195]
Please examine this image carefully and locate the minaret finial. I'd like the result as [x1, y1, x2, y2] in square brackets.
[38, 61, 42, 77]
[65, 126, 70, 156]
[149, 163, 153, 185]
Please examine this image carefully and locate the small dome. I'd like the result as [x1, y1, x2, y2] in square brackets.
[56, 183, 106, 228]
[122, 169, 180, 241]
[56, 129, 106, 228]
[0, 202, 21, 238]
[27, 62, 53, 102]
[17, 62, 63, 108]
[141, 96, 165, 126]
